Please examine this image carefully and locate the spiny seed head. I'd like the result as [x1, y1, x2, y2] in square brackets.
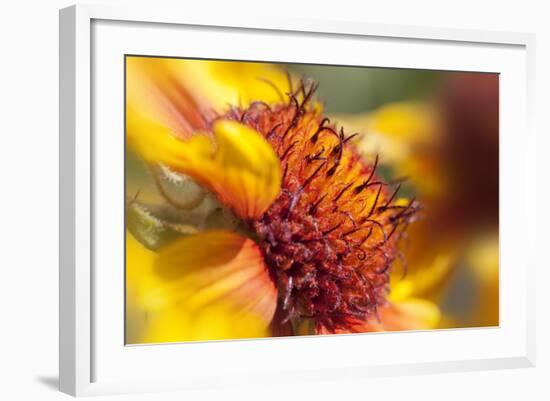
[222, 80, 418, 334]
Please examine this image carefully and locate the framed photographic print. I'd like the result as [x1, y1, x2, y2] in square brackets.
[59, 4, 536, 397]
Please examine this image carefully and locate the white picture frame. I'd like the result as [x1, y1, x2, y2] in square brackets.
[59, 3, 536, 397]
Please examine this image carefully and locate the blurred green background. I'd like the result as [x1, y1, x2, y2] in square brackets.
[288, 64, 441, 113]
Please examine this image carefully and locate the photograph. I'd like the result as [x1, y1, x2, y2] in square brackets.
[124, 56, 499, 344]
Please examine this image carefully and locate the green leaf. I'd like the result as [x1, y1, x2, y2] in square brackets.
[126, 201, 199, 251]
[126, 164, 254, 250]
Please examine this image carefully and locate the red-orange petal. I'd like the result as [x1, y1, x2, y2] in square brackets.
[148, 230, 278, 324]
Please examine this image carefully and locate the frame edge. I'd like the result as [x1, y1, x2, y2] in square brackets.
[60, 4, 93, 396]
[59, 5, 77, 396]
[524, 33, 537, 368]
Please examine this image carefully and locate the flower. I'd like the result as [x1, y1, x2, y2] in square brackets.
[125, 57, 440, 343]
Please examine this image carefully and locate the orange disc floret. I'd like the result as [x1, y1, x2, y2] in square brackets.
[222, 81, 418, 334]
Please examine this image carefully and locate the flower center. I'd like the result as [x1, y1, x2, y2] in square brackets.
[223, 82, 417, 333]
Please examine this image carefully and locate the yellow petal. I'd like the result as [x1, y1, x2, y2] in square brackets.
[126, 230, 158, 307]
[126, 230, 160, 343]
[367, 102, 439, 142]
[195, 60, 291, 108]
[128, 118, 282, 220]
[127, 57, 210, 140]
[364, 298, 441, 332]
[387, 212, 461, 302]
[126, 57, 291, 142]
[466, 233, 499, 283]
[140, 231, 277, 342]
[142, 302, 272, 343]
[389, 248, 457, 302]
[464, 232, 499, 326]
[336, 102, 439, 155]
[333, 102, 443, 196]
